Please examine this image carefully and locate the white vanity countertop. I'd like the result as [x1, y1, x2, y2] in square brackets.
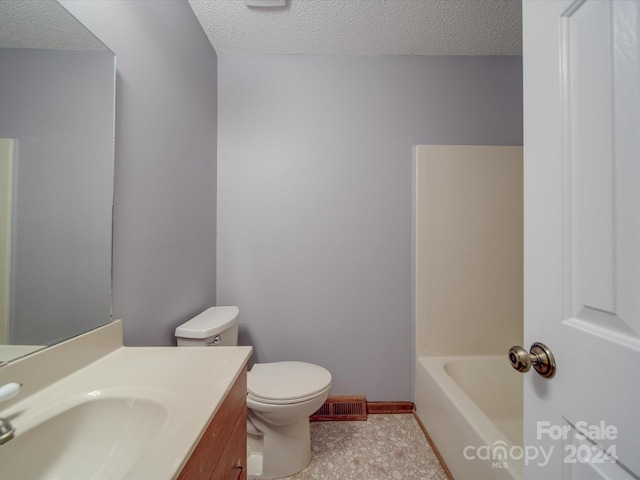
[0, 344, 252, 479]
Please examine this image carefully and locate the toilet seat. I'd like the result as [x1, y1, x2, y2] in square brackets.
[248, 361, 332, 405]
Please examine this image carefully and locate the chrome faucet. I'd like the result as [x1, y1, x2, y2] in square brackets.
[0, 383, 22, 445]
[0, 417, 15, 445]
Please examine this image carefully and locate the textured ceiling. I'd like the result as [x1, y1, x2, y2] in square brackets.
[0, 0, 106, 50]
[188, 0, 522, 56]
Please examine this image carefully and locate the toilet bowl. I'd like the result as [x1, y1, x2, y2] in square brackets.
[246, 361, 331, 479]
[175, 307, 332, 480]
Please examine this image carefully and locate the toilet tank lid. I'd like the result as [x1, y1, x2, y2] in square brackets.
[175, 306, 239, 339]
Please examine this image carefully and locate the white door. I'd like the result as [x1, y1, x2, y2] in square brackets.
[523, 1, 640, 479]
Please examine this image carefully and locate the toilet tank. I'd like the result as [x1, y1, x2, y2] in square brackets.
[175, 306, 239, 346]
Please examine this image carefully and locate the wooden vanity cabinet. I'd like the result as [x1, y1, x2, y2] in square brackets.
[178, 367, 247, 480]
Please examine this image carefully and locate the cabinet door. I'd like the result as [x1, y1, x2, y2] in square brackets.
[210, 413, 247, 480]
[178, 368, 247, 480]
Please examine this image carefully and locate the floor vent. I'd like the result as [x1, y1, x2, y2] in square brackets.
[310, 395, 367, 421]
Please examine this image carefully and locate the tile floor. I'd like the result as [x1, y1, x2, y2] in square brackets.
[282, 414, 449, 480]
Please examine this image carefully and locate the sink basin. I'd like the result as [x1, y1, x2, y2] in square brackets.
[0, 395, 168, 478]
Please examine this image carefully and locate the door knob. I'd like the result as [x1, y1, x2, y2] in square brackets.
[508, 342, 556, 378]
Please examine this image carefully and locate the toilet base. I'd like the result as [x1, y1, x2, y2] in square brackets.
[246, 452, 264, 477]
[247, 414, 312, 479]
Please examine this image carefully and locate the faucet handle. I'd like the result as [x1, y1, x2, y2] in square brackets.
[0, 418, 15, 444]
[0, 383, 21, 402]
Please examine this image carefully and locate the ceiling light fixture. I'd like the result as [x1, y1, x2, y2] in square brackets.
[244, 0, 286, 7]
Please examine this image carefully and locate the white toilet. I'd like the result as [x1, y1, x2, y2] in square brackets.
[175, 306, 331, 480]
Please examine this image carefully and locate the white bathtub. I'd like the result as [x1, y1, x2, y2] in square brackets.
[414, 356, 523, 480]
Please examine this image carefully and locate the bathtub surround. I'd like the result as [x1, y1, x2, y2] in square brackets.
[413, 145, 524, 479]
[413, 145, 523, 358]
[217, 55, 523, 401]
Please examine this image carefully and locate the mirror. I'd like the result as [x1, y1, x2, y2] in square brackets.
[0, 0, 115, 364]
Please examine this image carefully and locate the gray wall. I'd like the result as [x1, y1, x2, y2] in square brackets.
[218, 55, 522, 400]
[0, 49, 114, 345]
[61, 0, 219, 345]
